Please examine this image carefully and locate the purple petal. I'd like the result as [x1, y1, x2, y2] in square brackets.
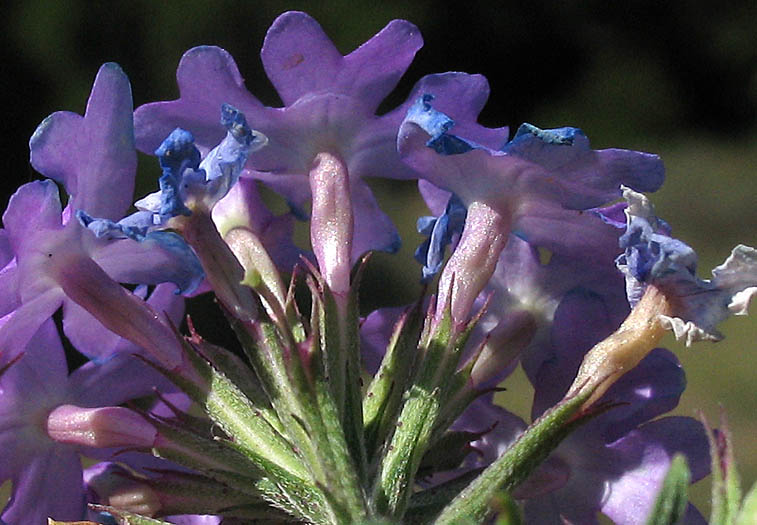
[511, 202, 623, 262]
[594, 348, 685, 442]
[134, 46, 263, 155]
[453, 398, 527, 465]
[62, 283, 184, 362]
[341, 19, 423, 109]
[213, 175, 302, 271]
[0, 260, 19, 318]
[401, 73, 509, 150]
[418, 180, 452, 216]
[359, 306, 406, 374]
[601, 417, 709, 525]
[527, 287, 620, 418]
[2, 180, 63, 253]
[0, 289, 63, 366]
[56, 255, 183, 369]
[0, 320, 69, 437]
[69, 354, 176, 408]
[522, 486, 600, 525]
[91, 232, 203, 294]
[29, 63, 136, 220]
[350, 180, 401, 259]
[1, 450, 85, 523]
[261, 12, 344, 106]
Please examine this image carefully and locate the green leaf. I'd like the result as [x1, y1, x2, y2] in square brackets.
[644, 454, 690, 525]
[735, 481, 757, 525]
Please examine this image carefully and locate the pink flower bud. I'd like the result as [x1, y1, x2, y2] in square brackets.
[47, 404, 156, 448]
[309, 152, 353, 295]
[437, 202, 510, 325]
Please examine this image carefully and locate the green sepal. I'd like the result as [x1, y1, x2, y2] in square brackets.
[88, 505, 171, 525]
[363, 297, 424, 460]
[183, 339, 308, 480]
[215, 502, 298, 522]
[302, 274, 369, 521]
[185, 328, 284, 435]
[314, 255, 369, 483]
[432, 387, 595, 525]
[492, 490, 523, 525]
[736, 481, 757, 525]
[148, 417, 266, 497]
[231, 301, 368, 522]
[703, 411, 742, 525]
[139, 470, 261, 516]
[644, 454, 690, 525]
[221, 439, 335, 524]
[372, 385, 441, 518]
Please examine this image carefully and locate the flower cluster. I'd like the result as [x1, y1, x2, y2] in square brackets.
[1, 10, 755, 525]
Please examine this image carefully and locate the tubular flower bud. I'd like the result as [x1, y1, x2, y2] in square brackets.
[47, 405, 157, 448]
[309, 152, 354, 295]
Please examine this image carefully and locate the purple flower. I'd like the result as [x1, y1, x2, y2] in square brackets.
[418, 179, 631, 389]
[453, 350, 709, 524]
[78, 104, 266, 251]
[133, 11, 507, 261]
[0, 64, 196, 369]
[0, 317, 179, 524]
[614, 187, 757, 345]
[400, 96, 664, 323]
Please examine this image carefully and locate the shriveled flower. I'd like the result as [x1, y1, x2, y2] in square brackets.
[614, 186, 757, 345]
[133, 11, 508, 261]
[78, 104, 266, 245]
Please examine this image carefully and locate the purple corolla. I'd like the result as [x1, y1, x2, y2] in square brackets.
[0, 64, 198, 370]
[0, 291, 182, 524]
[451, 349, 709, 524]
[400, 96, 664, 324]
[133, 11, 508, 263]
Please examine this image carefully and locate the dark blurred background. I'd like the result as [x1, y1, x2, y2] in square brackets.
[1, 0, 756, 518]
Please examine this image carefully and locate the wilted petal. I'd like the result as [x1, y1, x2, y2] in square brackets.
[617, 188, 757, 345]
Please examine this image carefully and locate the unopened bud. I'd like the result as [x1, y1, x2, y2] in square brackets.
[309, 152, 353, 295]
[47, 405, 156, 448]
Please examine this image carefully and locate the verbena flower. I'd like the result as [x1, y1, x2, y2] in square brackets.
[417, 180, 631, 389]
[0, 318, 180, 524]
[454, 350, 709, 524]
[0, 64, 193, 369]
[133, 11, 508, 261]
[400, 95, 664, 323]
[78, 104, 266, 245]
